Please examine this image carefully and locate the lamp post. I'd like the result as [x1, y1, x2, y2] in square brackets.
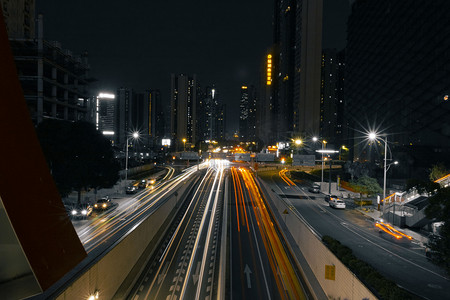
[316, 149, 339, 194]
[368, 132, 398, 218]
[125, 131, 139, 181]
[313, 137, 327, 191]
[339, 145, 348, 161]
[182, 138, 187, 152]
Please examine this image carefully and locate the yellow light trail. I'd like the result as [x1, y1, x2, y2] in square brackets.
[241, 168, 307, 300]
[376, 221, 412, 240]
[279, 169, 295, 186]
[231, 167, 241, 232]
[80, 167, 196, 252]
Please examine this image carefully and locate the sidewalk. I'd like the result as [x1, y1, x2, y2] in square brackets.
[328, 184, 431, 246]
[354, 203, 429, 246]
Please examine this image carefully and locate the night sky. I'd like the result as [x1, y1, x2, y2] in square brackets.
[36, 0, 349, 134]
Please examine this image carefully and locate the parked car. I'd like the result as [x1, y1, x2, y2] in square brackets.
[324, 195, 339, 202]
[69, 203, 93, 218]
[308, 185, 320, 193]
[93, 197, 112, 211]
[126, 185, 138, 194]
[329, 199, 346, 209]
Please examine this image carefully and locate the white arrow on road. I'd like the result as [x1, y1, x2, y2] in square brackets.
[192, 262, 201, 285]
[244, 264, 252, 289]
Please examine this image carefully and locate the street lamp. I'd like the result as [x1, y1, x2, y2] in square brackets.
[182, 138, 187, 152]
[316, 149, 339, 194]
[368, 132, 398, 217]
[339, 145, 348, 161]
[125, 131, 140, 181]
[313, 137, 327, 191]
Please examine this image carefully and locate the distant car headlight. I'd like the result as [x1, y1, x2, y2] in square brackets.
[71, 210, 77, 215]
[102, 203, 107, 208]
[94, 204, 98, 208]
[81, 209, 87, 215]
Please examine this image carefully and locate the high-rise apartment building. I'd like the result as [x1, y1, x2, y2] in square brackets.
[215, 102, 226, 141]
[96, 93, 116, 141]
[148, 89, 165, 145]
[320, 49, 345, 148]
[200, 86, 226, 142]
[346, 0, 450, 176]
[170, 74, 197, 150]
[272, 0, 323, 140]
[239, 85, 257, 142]
[115, 88, 164, 150]
[196, 86, 211, 142]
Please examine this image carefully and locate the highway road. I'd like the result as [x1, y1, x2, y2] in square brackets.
[126, 162, 312, 300]
[229, 167, 309, 300]
[128, 159, 227, 300]
[263, 170, 450, 300]
[71, 165, 203, 254]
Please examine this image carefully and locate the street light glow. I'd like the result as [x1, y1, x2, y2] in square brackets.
[295, 139, 302, 145]
[132, 131, 139, 139]
[312, 136, 318, 142]
[368, 132, 377, 140]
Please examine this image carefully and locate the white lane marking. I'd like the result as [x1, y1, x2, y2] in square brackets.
[244, 264, 252, 289]
[158, 263, 168, 285]
[193, 261, 201, 285]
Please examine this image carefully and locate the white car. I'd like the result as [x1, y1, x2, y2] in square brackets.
[329, 199, 346, 209]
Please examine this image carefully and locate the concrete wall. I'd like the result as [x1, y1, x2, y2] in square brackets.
[55, 177, 193, 300]
[258, 180, 377, 300]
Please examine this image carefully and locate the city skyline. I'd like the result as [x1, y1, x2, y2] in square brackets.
[35, 0, 349, 133]
[3, 2, 450, 299]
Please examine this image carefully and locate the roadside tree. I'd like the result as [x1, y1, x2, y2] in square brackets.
[425, 187, 450, 274]
[37, 120, 120, 204]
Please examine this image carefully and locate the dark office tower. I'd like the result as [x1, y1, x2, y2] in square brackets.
[239, 85, 257, 142]
[273, 1, 295, 140]
[196, 86, 209, 141]
[216, 102, 226, 141]
[131, 92, 150, 147]
[170, 74, 197, 150]
[346, 0, 450, 175]
[149, 89, 165, 145]
[258, 52, 276, 145]
[320, 49, 346, 148]
[116, 87, 134, 147]
[273, 0, 323, 140]
[0, 0, 35, 39]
